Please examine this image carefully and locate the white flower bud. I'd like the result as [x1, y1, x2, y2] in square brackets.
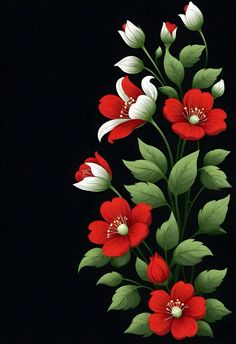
[211, 79, 225, 98]
[118, 20, 145, 48]
[160, 22, 177, 44]
[179, 2, 204, 32]
[155, 46, 163, 59]
[115, 56, 144, 74]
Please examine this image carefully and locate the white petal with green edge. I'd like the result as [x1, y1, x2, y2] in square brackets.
[116, 77, 129, 102]
[141, 76, 158, 101]
[129, 95, 156, 120]
[98, 118, 131, 141]
[73, 177, 109, 192]
[85, 162, 111, 180]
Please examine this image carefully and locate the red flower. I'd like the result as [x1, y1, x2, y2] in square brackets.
[88, 197, 152, 257]
[147, 253, 170, 284]
[149, 281, 206, 340]
[163, 89, 227, 140]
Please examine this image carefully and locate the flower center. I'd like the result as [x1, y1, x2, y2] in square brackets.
[189, 115, 200, 124]
[117, 224, 129, 236]
[165, 299, 188, 320]
[120, 97, 136, 118]
[107, 215, 129, 238]
[182, 106, 207, 124]
[171, 306, 182, 318]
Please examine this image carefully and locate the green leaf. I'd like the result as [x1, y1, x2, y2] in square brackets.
[138, 139, 168, 175]
[204, 298, 231, 323]
[179, 44, 205, 68]
[78, 248, 110, 273]
[96, 272, 123, 287]
[125, 182, 167, 208]
[192, 68, 222, 88]
[156, 212, 179, 251]
[108, 285, 141, 311]
[197, 320, 214, 338]
[168, 151, 199, 195]
[158, 86, 179, 99]
[125, 312, 153, 337]
[164, 49, 185, 86]
[123, 159, 164, 183]
[200, 166, 231, 190]
[203, 149, 230, 166]
[197, 226, 227, 236]
[111, 251, 131, 268]
[172, 239, 213, 266]
[135, 257, 149, 282]
[194, 269, 227, 294]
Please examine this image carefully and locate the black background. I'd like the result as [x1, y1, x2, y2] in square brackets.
[0, 0, 235, 343]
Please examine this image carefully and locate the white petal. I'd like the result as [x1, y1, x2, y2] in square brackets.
[178, 14, 188, 26]
[85, 162, 111, 180]
[118, 30, 138, 48]
[141, 76, 158, 101]
[73, 177, 109, 192]
[188, 1, 203, 17]
[129, 95, 156, 120]
[116, 77, 128, 102]
[97, 118, 131, 141]
[172, 27, 177, 40]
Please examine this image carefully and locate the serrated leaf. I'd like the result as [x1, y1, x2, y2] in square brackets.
[200, 166, 231, 190]
[203, 149, 230, 166]
[96, 271, 123, 287]
[156, 212, 179, 251]
[108, 285, 141, 311]
[192, 68, 222, 88]
[173, 239, 213, 266]
[164, 49, 185, 86]
[158, 86, 179, 99]
[194, 269, 227, 294]
[125, 182, 167, 208]
[125, 312, 153, 337]
[78, 248, 110, 273]
[179, 44, 205, 68]
[138, 139, 168, 175]
[123, 159, 164, 183]
[168, 151, 199, 195]
[197, 320, 214, 338]
[135, 257, 149, 282]
[111, 251, 131, 268]
[204, 298, 231, 323]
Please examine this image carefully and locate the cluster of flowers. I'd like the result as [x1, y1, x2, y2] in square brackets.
[74, 2, 231, 341]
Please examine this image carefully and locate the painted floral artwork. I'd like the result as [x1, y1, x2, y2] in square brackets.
[74, 2, 231, 341]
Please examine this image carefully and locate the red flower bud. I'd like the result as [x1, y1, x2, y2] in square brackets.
[147, 252, 170, 284]
[165, 22, 177, 34]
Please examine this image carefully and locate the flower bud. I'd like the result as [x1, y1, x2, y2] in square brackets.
[179, 2, 204, 32]
[155, 46, 163, 60]
[211, 79, 225, 98]
[115, 56, 144, 74]
[147, 252, 170, 284]
[118, 20, 145, 48]
[160, 22, 177, 45]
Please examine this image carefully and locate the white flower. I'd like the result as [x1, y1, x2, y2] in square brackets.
[115, 56, 144, 74]
[179, 2, 204, 31]
[118, 20, 145, 48]
[211, 79, 225, 98]
[160, 22, 177, 44]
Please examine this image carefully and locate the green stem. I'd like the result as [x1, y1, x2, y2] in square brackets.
[199, 30, 208, 67]
[174, 194, 181, 229]
[179, 140, 186, 159]
[181, 266, 187, 282]
[136, 246, 148, 263]
[176, 138, 182, 162]
[190, 266, 195, 283]
[109, 185, 122, 197]
[197, 141, 200, 151]
[164, 250, 168, 263]
[144, 66, 163, 86]
[178, 85, 183, 99]
[142, 46, 166, 85]
[173, 264, 180, 283]
[123, 278, 154, 291]
[142, 240, 153, 257]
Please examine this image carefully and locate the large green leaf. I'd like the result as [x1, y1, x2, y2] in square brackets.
[135, 257, 149, 282]
[138, 139, 168, 175]
[125, 182, 167, 208]
[204, 299, 231, 323]
[164, 49, 184, 86]
[203, 149, 230, 166]
[156, 212, 179, 251]
[125, 312, 153, 337]
[192, 68, 222, 89]
[97, 272, 123, 287]
[194, 269, 227, 294]
[123, 159, 164, 182]
[172, 239, 213, 266]
[158, 86, 179, 99]
[78, 248, 110, 273]
[108, 285, 141, 311]
[111, 251, 131, 268]
[197, 321, 214, 338]
[200, 166, 231, 190]
[168, 151, 199, 195]
[179, 44, 205, 68]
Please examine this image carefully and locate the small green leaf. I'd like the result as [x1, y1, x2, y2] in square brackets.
[194, 268, 227, 294]
[78, 248, 110, 273]
[97, 272, 123, 287]
[197, 226, 227, 236]
[200, 166, 231, 190]
[123, 159, 164, 183]
[138, 139, 168, 175]
[197, 320, 214, 338]
[135, 257, 149, 282]
[192, 68, 222, 88]
[173, 239, 213, 266]
[168, 151, 199, 195]
[203, 149, 230, 166]
[179, 44, 205, 68]
[164, 49, 185, 86]
[125, 182, 167, 208]
[204, 299, 231, 323]
[111, 251, 131, 268]
[108, 285, 141, 311]
[125, 312, 153, 337]
[156, 212, 179, 251]
[158, 86, 179, 99]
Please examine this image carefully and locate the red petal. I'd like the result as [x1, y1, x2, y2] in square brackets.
[148, 290, 171, 313]
[171, 281, 194, 304]
[108, 119, 144, 143]
[130, 203, 152, 226]
[149, 313, 172, 336]
[88, 221, 109, 244]
[183, 89, 213, 113]
[94, 151, 112, 176]
[100, 197, 131, 223]
[172, 122, 205, 140]
[102, 235, 130, 257]
[128, 223, 149, 247]
[184, 296, 206, 320]
[121, 76, 143, 100]
[163, 98, 185, 123]
[202, 109, 227, 135]
[171, 316, 198, 340]
[165, 22, 177, 33]
[98, 95, 124, 119]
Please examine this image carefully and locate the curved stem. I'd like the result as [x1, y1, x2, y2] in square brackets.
[142, 240, 153, 257]
[199, 30, 208, 67]
[109, 185, 122, 197]
[190, 266, 195, 283]
[144, 66, 163, 85]
[179, 140, 186, 159]
[136, 246, 148, 263]
[123, 278, 154, 291]
[174, 194, 181, 229]
[176, 138, 182, 162]
[142, 46, 166, 85]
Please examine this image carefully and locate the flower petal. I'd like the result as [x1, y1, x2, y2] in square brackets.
[95, 152, 112, 176]
[121, 76, 143, 100]
[128, 222, 149, 247]
[171, 281, 194, 304]
[171, 316, 198, 340]
[98, 95, 124, 119]
[141, 76, 158, 101]
[202, 108, 227, 135]
[172, 122, 205, 140]
[129, 95, 156, 120]
[149, 313, 172, 336]
[107, 119, 144, 143]
[184, 296, 206, 320]
[88, 221, 109, 244]
[130, 203, 152, 226]
[148, 289, 171, 313]
[73, 177, 109, 192]
[102, 235, 130, 257]
[163, 98, 185, 123]
[100, 197, 131, 223]
[183, 89, 213, 113]
[116, 77, 129, 102]
[85, 162, 111, 180]
[98, 118, 130, 142]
